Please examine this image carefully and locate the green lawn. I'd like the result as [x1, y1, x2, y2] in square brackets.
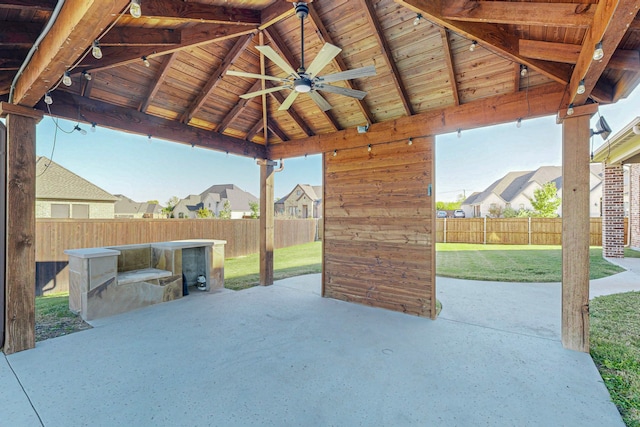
[436, 243, 626, 282]
[590, 292, 640, 426]
[224, 241, 322, 290]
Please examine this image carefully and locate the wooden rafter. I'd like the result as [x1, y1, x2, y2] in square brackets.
[217, 80, 262, 133]
[266, 82, 314, 137]
[139, 53, 177, 113]
[139, 0, 260, 26]
[513, 62, 521, 93]
[269, 82, 565, 159]
[99, 28, 181, 47]
[263, 26, 340, 131]
[73, 24, 256, 74]
[37, 91, 266, 158]
[0, 58, 23, 71]
[267, 118, 289, 142]
[358, 0, 414, 117]
[0, 0, 55, 10]
[439, 28, 460, 106]
[0, 23, 41, 47]
[245, 118, 264, 142]
[562, 0, 639, 107]
[394, 0, 573, 86]
[12, 0, 131, 106]
[442, 0, 594, 28]
[180, 33, 255, 124]
[306, 4, 376, 124]
[80, 77, 93, 98]
[260, 0, 295, 30]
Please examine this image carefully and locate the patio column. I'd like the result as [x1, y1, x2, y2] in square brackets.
[602, 163, 625, 258]
[258, 159, 276, 286]
[0, 103, 43, 354]
[630, 164, 640, 249]
[560, 105, 595, 353]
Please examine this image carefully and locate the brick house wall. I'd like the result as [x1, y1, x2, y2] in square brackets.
[631, 164, 640, 249]
[602, 164, 625, 257]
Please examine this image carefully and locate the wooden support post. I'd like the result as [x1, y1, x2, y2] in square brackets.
[560, 105, 594, 353]
[0, 103, 43, 354]
[259, 159, 276, 286]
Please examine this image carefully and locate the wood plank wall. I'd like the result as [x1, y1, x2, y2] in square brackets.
[0, 122, 5, 348]
[323, 137, 436, 318]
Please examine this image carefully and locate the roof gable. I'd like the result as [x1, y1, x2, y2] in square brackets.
[36, 157, 117, 202]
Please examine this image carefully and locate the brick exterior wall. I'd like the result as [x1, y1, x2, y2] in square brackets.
[631, 164, 640, 249]
[602, 164, 625, 257]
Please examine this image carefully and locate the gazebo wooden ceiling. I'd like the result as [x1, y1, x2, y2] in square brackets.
[1, 0, 639, 158]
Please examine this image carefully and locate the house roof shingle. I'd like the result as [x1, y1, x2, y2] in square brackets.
[36, 157, 117, 202]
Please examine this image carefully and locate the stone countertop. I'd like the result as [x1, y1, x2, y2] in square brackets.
[151, 239, 227, 250]
[64, 248, 121, 259]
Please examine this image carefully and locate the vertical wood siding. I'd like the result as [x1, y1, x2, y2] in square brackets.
[323, 137, 436, 318]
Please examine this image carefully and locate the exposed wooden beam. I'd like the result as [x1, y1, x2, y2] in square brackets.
[12, 0, 131, 107]
[442, 0, 594, 28]
[262, 26, 340, 131]
[357, 0, 414, 116]
[75, 24, 256, 74]
[562, 0, 639, 107]
[216, 80, 262, 133]
[139, 53, 178, 112]
[266, 81, 315, 137]
[260, 0, 295, 30]
[36, 91, 266, 158]
[306, 5, 376, 124]
[0, 0, 55, 10]
[269, 82, 565, 159]
[609, 50, 640, 71]
[520, 40, 640, 71]
[267, 118, 289, 142]
[99, 28, 181, 47]
[0, 58, 23, 71]
[440, 28, 460, 106]
[80, 77, 93, 98]
[245, 119, 264, 142]
[140, 0, 260, 25]
[395, 0, 572, 86]
[512, 62, 521, 93]
[180, 33, 255, 124]
[0, 22, 40, 47]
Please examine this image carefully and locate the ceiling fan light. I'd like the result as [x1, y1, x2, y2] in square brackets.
[293, 78, 311, 93]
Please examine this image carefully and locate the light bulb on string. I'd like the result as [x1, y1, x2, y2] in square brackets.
[457, 129, 461, 138]
[62, 71, 72, 87]
[130, 0, 142, 18]
[567, 104, 574, 116]
[516, 118, 522, 128]
[469, 41, 477, 52]
[593, 42, 604, 61]
[82, 71, 92, 81]
[92, 40, 102, 59]
[91, 123, 97, 133]
[142, 56, 150, 67]
[413, 13, 422, 26]
[577, 79, 586, 95]
[74, 125, 87, 135]
[44, 92, 53, 105]
[520, 65, 528, 78]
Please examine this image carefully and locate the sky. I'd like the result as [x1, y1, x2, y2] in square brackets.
[13, 85, 640, 204]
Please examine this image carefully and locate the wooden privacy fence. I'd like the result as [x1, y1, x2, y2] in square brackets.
[436, 217, 627, 246]
[36, 218, 319, 262]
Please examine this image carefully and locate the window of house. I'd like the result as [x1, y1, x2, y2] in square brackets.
[72, 204, 89, 219]
[490, 203, 497, 209]
[289, 207, 296, 216]
[178, 212, 184, 218]
[505, 203, 511, 209]
[296, 190, 301, 196]
[51, 204, 70, 218]
[519, 204, 525, 210]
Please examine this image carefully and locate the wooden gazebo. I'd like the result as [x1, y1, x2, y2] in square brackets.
[1, 0, 639, 354]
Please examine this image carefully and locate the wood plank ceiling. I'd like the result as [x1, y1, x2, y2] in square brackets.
[1, 0, 639, 158]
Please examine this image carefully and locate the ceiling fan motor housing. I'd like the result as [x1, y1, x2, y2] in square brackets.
[294, 2, 309, 19]
[293, 77, 312, 93]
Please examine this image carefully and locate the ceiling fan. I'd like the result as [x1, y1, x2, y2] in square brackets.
[226, 1, 377, 112]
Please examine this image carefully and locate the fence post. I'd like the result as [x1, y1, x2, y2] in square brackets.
[528, 217, 532, 245]
[443, 218, 447, 243]
[483, 217, 487, 244]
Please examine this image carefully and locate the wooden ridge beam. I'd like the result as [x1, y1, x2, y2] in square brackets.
[0, 0, 55, 10]
[395, 0, 572, 86]
[216, 80, 262, 133]
[36, 91, 266, 158]
[99, 28, 181, 47]
[180, 33, 255, 124]
[307, 4, 376, 124]
[358, 0, 413, 117]
[140, 0, 260, 25]
[260, 0, 295, 30]
[440, 28, 460, 106]
[0, 22, 41, 47]
[442, 0, 594, 28]
[263, 27, 340, 131]
[268, 82, 565, 159]
[139, 52, 177, 112]
[267, 118, 289, 142]
[266, 81, 314, 137]
[74, 24, 256, 74]
[12, 0, 131, 106]
[562, 0, 639, 107]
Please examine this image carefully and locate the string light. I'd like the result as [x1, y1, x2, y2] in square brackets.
[367, 144, 372, 152]
[516, 118, 522, 128]
[567, 103, 574, 116]
[92, 40, 102, 59]
[469, 41, 477, 52]
[91, 123, 97, 132]
[142, 56, 150, 67]
[408, 138, 413, 146]
[129, 0, 142, 19]
[413, 13, 422, 26]
[73, 125, 87, 135]
[82, 71, 92, 81]
[520, 64, 528, 78]
[62, 71, 72, 86]
[593, 42, 604, 61]
[333, 149, 337, 157]
[44, 92, 53, 105]
[457, 129, 461, 138]
[577, 79, 586, 95]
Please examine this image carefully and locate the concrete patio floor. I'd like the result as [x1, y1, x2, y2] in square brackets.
[3, 269, 636, 426]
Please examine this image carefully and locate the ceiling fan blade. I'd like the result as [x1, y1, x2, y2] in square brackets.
[318, 65, 377, 83]
[239, 86, 288, 99]
[305, 43, 342, 78]
[308, 91, 333, 112]
[255, 46, 300, 78]
[226, 70, 286, 83]
[316, 84, 367, 100]
[278, 91, 300, 111]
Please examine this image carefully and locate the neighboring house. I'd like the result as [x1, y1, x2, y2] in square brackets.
[275, 184, 322, 218]
[35, 156, 117, 218]
[461, 165, 605, 218]
[172, 184, 258, 219]
[114, 194, 164, 218]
